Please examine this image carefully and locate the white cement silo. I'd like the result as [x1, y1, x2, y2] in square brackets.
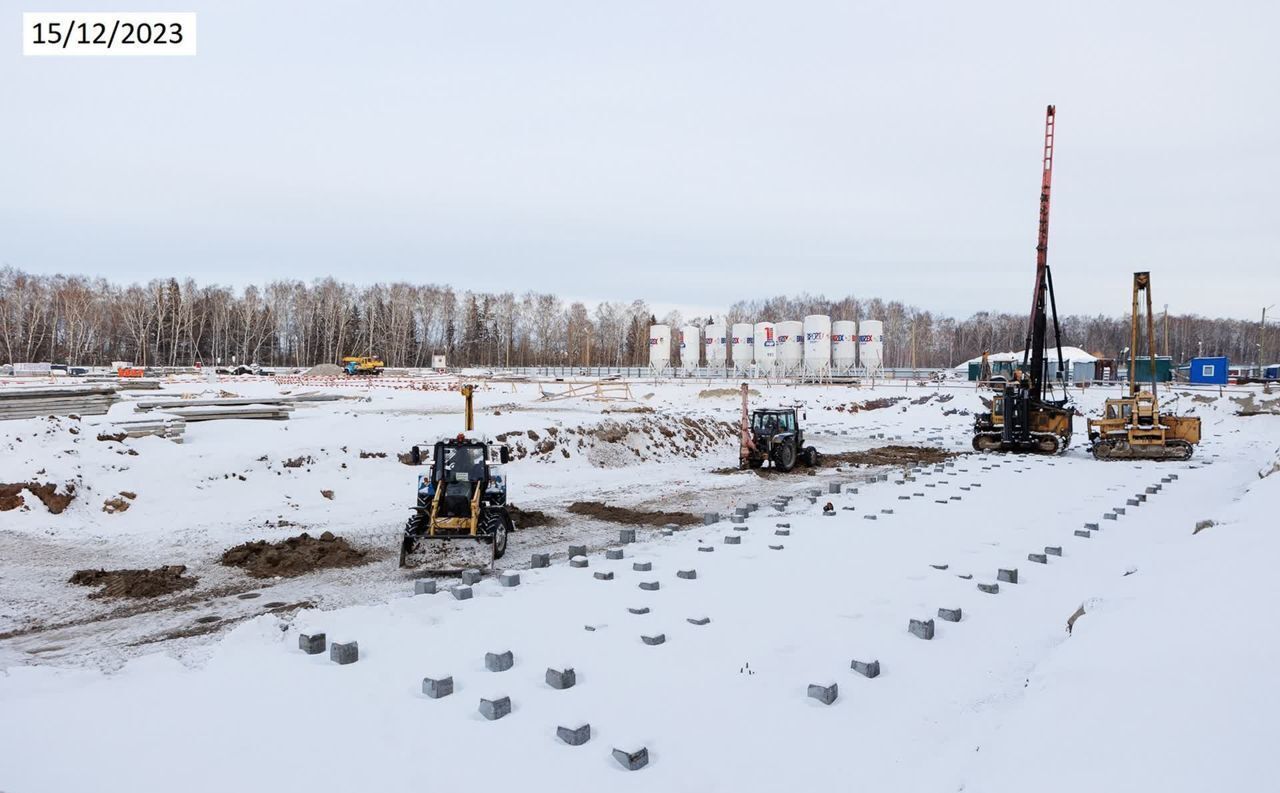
[776, 321, 803, 375]
[753, 322, 777, 374]
[832, 320, 857, 374]
[704, 325, 727, 369]
[731, 323, 754, 374]
[859, 319, 885, 376]
[803, 315, 832, 378]
[648, 324, 671, 372]
[679, 325, 700, 371]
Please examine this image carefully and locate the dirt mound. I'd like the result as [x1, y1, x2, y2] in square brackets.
[70, 565, 197, 599]
[508, 505, 555, 528]
[822, 445, 959, 467]
[220, 531, 369, 578]
[0, 481, 76, 513]
[699, 388, 759, 399]
[567, 501, 700, 526]
[304, 363, 344, 376]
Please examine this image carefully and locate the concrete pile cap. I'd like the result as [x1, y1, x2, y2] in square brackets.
[698, 546, 715, 553]
[769, 544, 784, 550]
[485, 650, 514, 672]
[451, 586, 474, 600]
[499, 572, 520, 587]
[687, 616, 711, 625]
[628, 606, 650, 614]
[938, 607, 962, 622]
[640, 633, 666, 646]
[606, 549, 625, 560]
[775, 529, 790, 536]
[1083, 522, 1099, 530]
[460, 569, 482, 585]
[330, 641, 359, 665]
[414, 579, 438, 595]
[558, 724, 591, 746]
[977, 582, 999, 594]
[1045, 546, 1062, 556]
[619, 529, 636, 543]
[1075, 529, 1092, 538]
[909, 619, 935, 640]
[479, 696, 511, 721]
[1028, 553, 1048, 564]
[530, 553, 550, 568]
[568, 544, 587, 557]
[594, 571, 615, 581]
[676, 569, 697, 579]
[298, 632, 326, 655]
[639, 581, 660, 590]
[724, 535, 742, 544]
[545, 667, 576, 690]
[570, 556, 589, 568]
[703, 512, 720, 524]
[776, 523, 791, 528]
[807, 683, 839, 705]
[422, 676, 453, 698]
[612, 747, 649, 771]
[730, 515, 746, 524]
[930, 563, 949, 571]
[998, 568, 1018, 584]
[850, 659, 880, 678]
[733, 524, 750, 532]
[633, 561, 652, 571]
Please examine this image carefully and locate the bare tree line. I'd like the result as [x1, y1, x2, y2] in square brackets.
[0, 267, 1270, 370]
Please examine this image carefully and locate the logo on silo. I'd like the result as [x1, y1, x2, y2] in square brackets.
[806, 332, 824, 342]
[833, 334, 847, 342]
[858, 334, 873, 343]
[763, 327, 775, 346]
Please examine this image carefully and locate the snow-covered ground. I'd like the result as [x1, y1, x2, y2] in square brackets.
[2, 378, 1278, 791]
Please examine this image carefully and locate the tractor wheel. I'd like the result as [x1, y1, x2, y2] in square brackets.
[774, 442, 797, 472]
[481, 509, 511, 560]
[802, 446, 820, 467]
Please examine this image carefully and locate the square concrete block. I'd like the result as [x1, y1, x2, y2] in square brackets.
[1045, 546, 1062, 557]
[1136, 494, 1147, 502]
[909, 619, 935, 640]
[828, 483, 842, 493]
[557, 724, 591, 746]
[641, 633, 666, 646]
[724, 535, 741, 545]
[735, 506, 750, 516]
[1028, 553, 1047, 564]
[606, 549, 625, 560]
[460, 569, 482, 586]
[545, 667, 576, 690]
[299, 632, 326, 655]
[977, 582, 999, 594]
[485, 650, 514, 672]
[594, 571, 615, 581]
[1075, 529, 1092, 538]
[864, 515, 877, 521]
[698, 546, 715, 553]
[633, 561, 652, 572]
[569, 556, 589, 568]
[639, 581, 660, 591]
[1146, 486, 1159, 494]
[899, 495, 912, 501]
[807, 683, 838, 705]
[851, 659, 880, 678]
[687, 616, 711, 626]
[330, 641, 358, 665]
[1084, 523, 1099, 531]
[703, 512, 720, 525]
[661, 528, 674, 536]
[1104, 513, 1118, 521]
[938, 607, 962, 623]
[499, 572, 521, 587]
[451, 585, 474, 600]
[1115, 507, 1127, 515]
[619, 529, 636, 544]
[775, 529, 790, 536]
[628, 606, 650, 614]
[612, 747, 649, 771]
[1126, 499, 1140, 507]
[568, 544, 587, 558]
[531, 553, 550, 569]
[479, 696, 511, 721]
[676, 569, 697, 580]
[422, 675, 453, 698]
[414, 579, 438, 595]
[730, 515, 746, 524]
[881, 509, 894, 515]
[776, 523, 791, 528]
[998, 568, 1018, 584]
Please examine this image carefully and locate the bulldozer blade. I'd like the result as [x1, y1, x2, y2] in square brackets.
[400, 536, 496, 573]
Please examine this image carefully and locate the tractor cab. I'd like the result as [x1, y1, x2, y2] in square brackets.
[399, 434, 514, 569]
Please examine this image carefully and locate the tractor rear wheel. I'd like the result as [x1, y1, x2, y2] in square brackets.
[774, 442, 797, 472]
[802, 446, 820, 467]
[481, 509, 511, 560]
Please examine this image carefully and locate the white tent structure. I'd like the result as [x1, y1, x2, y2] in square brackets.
[956, 346, 1099, 383]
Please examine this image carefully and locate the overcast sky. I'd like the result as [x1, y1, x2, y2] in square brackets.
[3, 0, 1277, 321]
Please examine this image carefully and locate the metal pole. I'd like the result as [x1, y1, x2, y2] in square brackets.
[1260, 305, 1272, 376]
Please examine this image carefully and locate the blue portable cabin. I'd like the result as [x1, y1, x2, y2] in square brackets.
[1189, 356, 1228, 385]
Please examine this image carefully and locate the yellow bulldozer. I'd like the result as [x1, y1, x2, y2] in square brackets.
[1087, 272, 1200, 460]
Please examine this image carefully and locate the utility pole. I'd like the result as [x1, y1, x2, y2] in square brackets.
[1261, 305, 1274, 376]
[1163, 304, 1169, 358]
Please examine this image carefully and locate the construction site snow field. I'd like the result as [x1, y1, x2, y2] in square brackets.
[2, 377, 1279, 792]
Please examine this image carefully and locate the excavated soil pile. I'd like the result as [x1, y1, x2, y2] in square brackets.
[221, 531, 369, 578]
[823, 445, 958, 467]
[0, 482, 76, 513]
[69, 565, 197, 599]
[834, 397, 906, 412]
[567, 501, 700, 526]
[508, 505, 555, 528]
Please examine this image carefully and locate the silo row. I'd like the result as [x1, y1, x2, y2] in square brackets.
[649, 318, 884, 374]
